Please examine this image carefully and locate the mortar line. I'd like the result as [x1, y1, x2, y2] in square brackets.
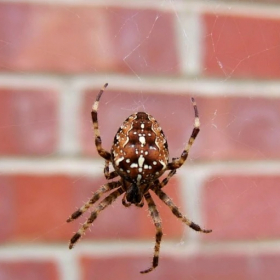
[58, 81, 82, 156]
[1, 239, 280, 258]
[0, 0, 280, 18]
[0, 159, 280, 175]
[1, 74, 280, 97]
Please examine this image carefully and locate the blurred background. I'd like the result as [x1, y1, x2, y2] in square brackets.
[1, 0, 280, 279]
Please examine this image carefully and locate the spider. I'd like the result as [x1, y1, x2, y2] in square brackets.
[67, 83, 212, 274]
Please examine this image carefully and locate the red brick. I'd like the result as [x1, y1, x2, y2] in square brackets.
[81, 252, 280, 280]
[0, 175, 75, 242]
[0, 89, 58, 155]
[0, 173, 183, 243]
[203, 175, 280, 240]
[0, 261, 59, 280]
[197, 96, 280, 160]
[81, 89, 280, 160]
[0, 3, 178, 75]
[0, 179, 15, 241]
[203, 13, 280, 78]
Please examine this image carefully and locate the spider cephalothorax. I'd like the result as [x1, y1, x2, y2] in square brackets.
[67, 83, 212, 274]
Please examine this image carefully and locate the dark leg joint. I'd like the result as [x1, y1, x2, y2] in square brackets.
[172, 207, 182, 218]
[162, 178, 168, 185]
[95, 136, 101, 146]
[181, 150, 188, 160]
[140, 267, 155, 274]
[190, 222, 201, 231]
[190, 222, 212, 233]
[96, 83, 108, 101]
[153, 257, 159, 268]
[91, 111, 97, 122]
[67, 210, 82, 222]
[88, 212, 97, 223]
[136, 199, 144, 208]
[191, 128, 200, 139]
[122, 195, 131, 207]
[69, 233, 81, 249]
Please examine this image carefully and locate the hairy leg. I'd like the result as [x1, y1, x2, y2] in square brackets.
[67, 181, 121, 222]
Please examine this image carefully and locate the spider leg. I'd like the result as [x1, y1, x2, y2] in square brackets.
[152, 187, 212, 234]
[104, 160, 119, 180]
[159, 169, 176, 189]
[140, 191, 162, 274]
[167, 97, 199, 170]
[69, 187, 124, 249]
[91, 83, 111, 160]
[66, 181, 121, 222]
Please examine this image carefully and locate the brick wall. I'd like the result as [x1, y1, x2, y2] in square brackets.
[1, 1, 280, 280]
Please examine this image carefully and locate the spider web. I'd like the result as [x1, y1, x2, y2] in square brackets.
[0, 0, 279, 280]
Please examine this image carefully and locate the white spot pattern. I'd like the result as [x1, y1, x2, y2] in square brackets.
[138, 155, 145, 167]
[139, 136, 146, 145]
[115, 156, 124, 166]
[130, 163, 138, 168]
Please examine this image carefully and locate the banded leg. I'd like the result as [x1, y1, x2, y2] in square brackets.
[104, 160, 119, 180]
[158, 170, 176, 189]
[91, 83, 111, 160]
[167, 97, 200, 170]
[66, 181, 121, 222]
[141, 192, 162, 274]
[69, 187, 124, 249]
[153, 187, 212, 233]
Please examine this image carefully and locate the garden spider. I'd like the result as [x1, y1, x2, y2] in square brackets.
[67, 83, 212, 274]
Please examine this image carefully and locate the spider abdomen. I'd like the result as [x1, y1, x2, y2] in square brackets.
[111, 112, 169, 184]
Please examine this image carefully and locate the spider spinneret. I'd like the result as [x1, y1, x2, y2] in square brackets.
[67, 83, 212, 274]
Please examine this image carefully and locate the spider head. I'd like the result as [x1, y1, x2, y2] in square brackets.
[126, 183, 143, 204]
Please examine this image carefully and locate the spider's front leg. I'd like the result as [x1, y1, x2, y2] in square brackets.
[104, 160, 119, 180]
[167, 97, 199, 170]
[91, 83, 111, 161]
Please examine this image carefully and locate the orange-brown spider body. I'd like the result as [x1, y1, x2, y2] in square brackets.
[112, 112, 168, 205]
[67, 83, 212, 274]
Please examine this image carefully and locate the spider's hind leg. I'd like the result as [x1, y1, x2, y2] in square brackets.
[140, 191, 162, 274]
[153, 187, 212, 234]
